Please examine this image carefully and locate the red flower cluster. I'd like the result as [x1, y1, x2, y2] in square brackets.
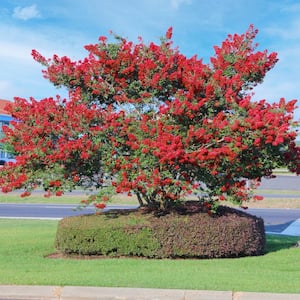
[1, 25, 299, 212]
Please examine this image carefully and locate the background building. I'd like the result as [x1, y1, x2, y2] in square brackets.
[0, 99, 14, 165]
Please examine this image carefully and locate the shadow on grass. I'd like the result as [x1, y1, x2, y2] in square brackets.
[266, 234, 299, 253]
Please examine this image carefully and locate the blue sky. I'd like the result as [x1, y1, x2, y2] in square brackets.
[1, 0, 300, 119]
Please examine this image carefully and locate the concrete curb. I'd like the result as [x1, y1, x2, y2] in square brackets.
[282, 218, 300, 236]
[0, 286, 300, 300]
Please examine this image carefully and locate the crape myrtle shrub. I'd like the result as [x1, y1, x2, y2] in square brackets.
[1, 25, 300, 212]
[55, 202, 265, 258]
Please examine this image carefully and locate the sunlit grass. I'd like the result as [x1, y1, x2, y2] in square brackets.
[0, 192, 138, 205]
[0, 219, 299, 293]
[273, 168, 294, 175]
[1, 192, 300, 209]
[257, 189, 300, 195]
[245, 197, 300, 209]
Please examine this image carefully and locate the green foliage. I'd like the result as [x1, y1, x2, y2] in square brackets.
[55, 203, 265, 259]
[55, 211, 161, 257]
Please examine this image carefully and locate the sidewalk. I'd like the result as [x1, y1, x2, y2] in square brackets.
[1, 286, 300, 300]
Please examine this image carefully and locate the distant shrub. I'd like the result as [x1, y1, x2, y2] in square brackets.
[55, 203, 265, 259]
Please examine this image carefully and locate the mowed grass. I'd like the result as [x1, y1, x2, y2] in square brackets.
[2, 191, 300, 209]
[0, 192, 138, 205]
[0, 219, 299, 293]
[1, 178, 299, 293]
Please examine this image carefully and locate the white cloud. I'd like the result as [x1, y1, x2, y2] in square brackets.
[253, 51, 300, 121]
[0, 41, 32, 62]
[264, 17, 300, 41]
[256, 12, 300, 120]
[0, 21, 89, 101]
[13, 4, 40, 21]
[0, 80, 13, 98]
[170, 0, 192, 9]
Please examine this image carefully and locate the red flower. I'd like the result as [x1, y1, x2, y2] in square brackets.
[94, 203, 106, 209]
[165, 27, 173, 39]
[72, 174, 80, 183]
[20, 191, 31, 198]
[1, 25, 298, 214]
[55, 190, 63, 196]
[101, 196, 109, 202]
[44, 191, 51, 198]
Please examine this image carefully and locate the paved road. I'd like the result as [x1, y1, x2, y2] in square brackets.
[0, 203, 132, 219]
[246, 208, 300, 234]
[1, 175, 300, 236]
[258, 174, 300, 190]
[1, 203, 300, 236]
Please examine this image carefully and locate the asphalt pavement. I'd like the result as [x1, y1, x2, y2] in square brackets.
[258, 174, 300, 190]
[1, 203, 300, 235]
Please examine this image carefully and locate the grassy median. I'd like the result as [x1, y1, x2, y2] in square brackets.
[0, 192, 138, 205]
[1, 191, 300, 209]
[0, 219, 299, 293]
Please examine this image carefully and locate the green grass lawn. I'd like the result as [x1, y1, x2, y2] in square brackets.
[257, 189, 300, 195]
[0, 192, 138, 205]
[0, 219, 299, 293]
[0, 193, 83, 204]
[2, 191, 300, 210]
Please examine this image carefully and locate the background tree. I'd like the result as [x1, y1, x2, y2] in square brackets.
[1, 25, 299, 212]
